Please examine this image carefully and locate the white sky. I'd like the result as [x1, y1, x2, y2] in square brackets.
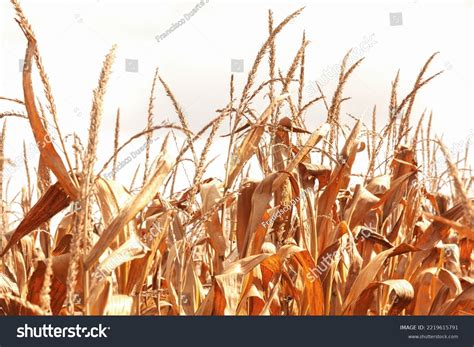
[0, 0, 473, 198]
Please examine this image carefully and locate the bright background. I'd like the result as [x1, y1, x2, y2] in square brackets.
[0, 0, 472, 196]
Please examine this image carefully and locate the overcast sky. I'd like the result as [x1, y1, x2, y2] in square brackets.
[0, 0, 472, 196]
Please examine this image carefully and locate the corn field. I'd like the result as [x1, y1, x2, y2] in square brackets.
[0, 2, 473, 316]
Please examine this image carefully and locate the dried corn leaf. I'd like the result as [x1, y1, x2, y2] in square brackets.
[343, 243, 418, 314]
[22, 42, 78, 199]
[1, 182, 71, 256]
[85, 154, 173, 269]
[227, 95, 287, 188]
[443, 284, 474, 315]
[92, 233, 149, 287]
[353, 279, 414, 315]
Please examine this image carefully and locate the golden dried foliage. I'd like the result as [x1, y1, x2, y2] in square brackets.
[0, 2, 472, 316]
